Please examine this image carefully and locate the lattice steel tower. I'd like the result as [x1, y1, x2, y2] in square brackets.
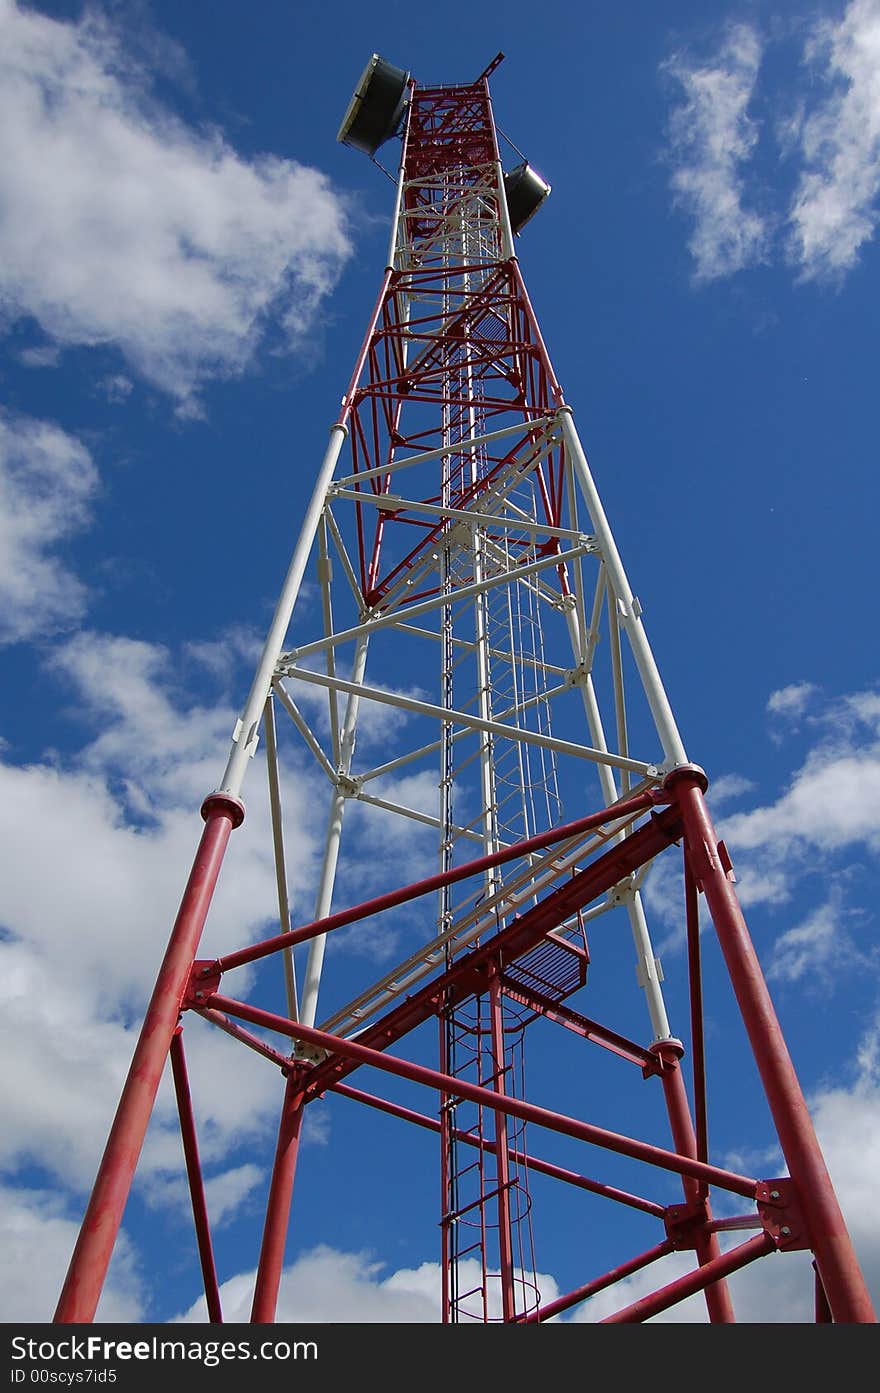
[56, 55, 874, 1324]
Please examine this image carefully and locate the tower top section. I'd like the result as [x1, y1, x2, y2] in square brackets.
[337, 54, 410, 156]
[337, 52, 551, 233]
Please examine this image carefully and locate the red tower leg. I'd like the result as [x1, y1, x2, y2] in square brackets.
[669, 769, 876, 1324]
[54, 794, 244, 1324]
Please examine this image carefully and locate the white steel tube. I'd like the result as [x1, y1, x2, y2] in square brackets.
[334, 417, 550, 488]
[218, 424, 347, 797]
[285, 541, 592, 664]
[271, 681, 336, 783]
[558, 409, 687, 768]
[624, 889, 672, 1042]
[318, 517, 341, 765]
[331, 488, 585, 542]
[562, 604, 673, 1041]
[299, 634, 369, 1028]
[262, 694, 298, 1022]
[283, 665, 654, 776]
[495, 159, 517, 260]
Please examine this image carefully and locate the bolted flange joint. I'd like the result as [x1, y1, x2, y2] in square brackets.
[756, 1178, 810, 1251]
[182, 960, 221, 1010]
[664, 1199, 712, 1251]
[200, 792, 246, 828]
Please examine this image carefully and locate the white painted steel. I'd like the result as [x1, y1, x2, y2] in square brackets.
[263, 693, 298, 1023]
[272, 680, 336, 783]
[334, 418, 552, 489]
[330, 487, 587, 543]
[282, 541, 593, 664]
[318, 517, 342, 766]
[218, 423, 347, 797]
[495, 158, 517, 260]
[356, 790, 483, 843]
[324, 508, 364, 606]
[282, 664, 655, 775]
[558, 408, 688, 768]
[563, 599, 673, 1041]
[299, 634, 369, 1029]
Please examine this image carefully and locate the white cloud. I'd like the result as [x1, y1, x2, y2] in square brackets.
[810, 1019, 880, 1294]
[142, 1162, 265, 1230]
[788, 0, 880, 279]
[18, 342, 61, 368]
[178, 1245, 439, 1323]
[706, 772, 756, 808]
[176, 1249, 560, 1323]
[0, 0, 351, 412]
[0, 410, 97, 645]
[719, 687, 880, 910]
[0, 628, 322, 1201]
[98, 372, 134, 404]
[768, 892, 871, 985]
[0, 1183, 143, 1322]
[664, 24, 768, 281]
[766, 681, 818, 720]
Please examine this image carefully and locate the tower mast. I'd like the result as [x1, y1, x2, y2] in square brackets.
[55, 54, 874, 1326]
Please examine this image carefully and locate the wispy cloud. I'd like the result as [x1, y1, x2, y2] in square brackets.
[766, 681, 819, 721]
[788, 0, 880, 280]
[663, 2, 880, 287]
[664, 23, 768, 281]
[0, 410, 97, 645]
[0, 0, 351, 414]
[722, 687, 880, 879]
[767, 891, 872, 985]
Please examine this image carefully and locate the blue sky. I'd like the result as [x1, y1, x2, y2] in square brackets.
[1, 0, 878, 1323]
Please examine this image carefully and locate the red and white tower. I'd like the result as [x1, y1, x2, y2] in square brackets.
[56, 55, 875, 1325]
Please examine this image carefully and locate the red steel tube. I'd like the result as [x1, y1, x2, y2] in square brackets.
[601, 1231, 776, 1324]
[815, 1263, 832, 1323]
[54, 794, 244, 1324]
[197, 1006, 296, 1072]
[207, 994, 760, 1199]
[488, 965, 516, 1321]
[332, 1081, 666, 1217]
[519, 1240, 675, 1324]
[250, 1073, 305, 1323]
[439, 1015, 452, 1325]
[169, 1029, 222, 1323]
[670, 770, 876, 1323]
[210, 790, 658, 976]
[653, 1042, 735, 1323]
[684, 853, 709, 1166]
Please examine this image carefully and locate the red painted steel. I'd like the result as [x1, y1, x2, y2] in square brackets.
[651, 1041, 735, 1323]
[684, 852, 709, 1165]
[250, 1073, 305, 1323]
[600, 1232, 777, 1324]
[815, 1264, 832, 1323]
[55, 60, 877, 1327]
[487, 963, 516, 1321]
[669, 769, 876, 1323]
[170, 1029, 222, 1323]
[331, 1080, 667, 1217]
[54, 794, 244, 1324]
[497, 977, 654, 1067]
[209, 788, 659, 977]
[204, 993, 761, 1199]
[519, 1240, 675, 1324]
[299, 807, 683, 1101]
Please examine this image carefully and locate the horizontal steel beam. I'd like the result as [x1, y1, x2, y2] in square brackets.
[204, 993, 760, 1200]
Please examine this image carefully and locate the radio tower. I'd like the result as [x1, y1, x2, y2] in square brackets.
[56, 55, 874, 1325]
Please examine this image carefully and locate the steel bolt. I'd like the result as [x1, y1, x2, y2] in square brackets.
[780, 1226, 791, 1236]
[770, 1189, 780, 1200]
